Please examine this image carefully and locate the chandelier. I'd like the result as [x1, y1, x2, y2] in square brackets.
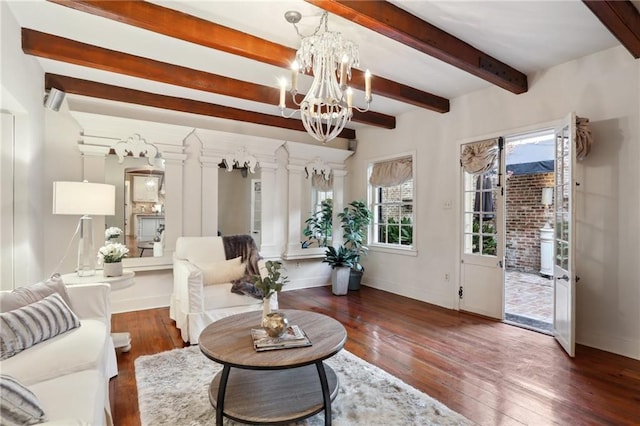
[278, 11, 372, 144]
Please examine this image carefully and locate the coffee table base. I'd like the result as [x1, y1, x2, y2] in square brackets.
[209, 363, 338, 425]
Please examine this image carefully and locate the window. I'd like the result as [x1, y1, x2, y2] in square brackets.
[368, 155, 414, 248]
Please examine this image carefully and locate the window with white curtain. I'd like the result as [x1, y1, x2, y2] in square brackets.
[368, 155, 414, 249]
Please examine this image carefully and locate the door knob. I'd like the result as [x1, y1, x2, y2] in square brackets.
[557, 274, 569, 281]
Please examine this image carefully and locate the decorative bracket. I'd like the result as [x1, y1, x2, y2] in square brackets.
[305, 157, 331, 180]
[221, 147, 258, 173]
[114, 134, 158, 166]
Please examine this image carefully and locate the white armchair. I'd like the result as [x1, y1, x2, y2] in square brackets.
[170, 236, 277, 343]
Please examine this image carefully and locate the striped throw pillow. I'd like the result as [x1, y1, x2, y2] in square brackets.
[0, 292, 80, 361]
[0, 374, 47, 425]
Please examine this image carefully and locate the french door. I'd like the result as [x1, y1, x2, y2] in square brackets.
[553, 113, 577, 357]
[459, 138, 505, 319]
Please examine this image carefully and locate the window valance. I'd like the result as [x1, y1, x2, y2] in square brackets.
[460, 139, 499, 175]
[369, 157, 412, 187]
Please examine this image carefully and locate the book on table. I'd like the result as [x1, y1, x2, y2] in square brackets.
[251, 325, 312, 351]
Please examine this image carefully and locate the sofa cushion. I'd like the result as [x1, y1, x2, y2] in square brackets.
[29, 369, 105, 426]
[0, 319, 108, 386]
[193, 256, 246, 285]
[0, 293, 80, 361]
[0, 275, 72, 312]
[0, 374, 47, 426]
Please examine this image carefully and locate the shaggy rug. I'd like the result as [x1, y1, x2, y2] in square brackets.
[135, 346, 472, 426]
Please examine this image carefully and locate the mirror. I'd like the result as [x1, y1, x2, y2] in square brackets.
[218, 165, 261, 244]
[105, 155, 165, 258]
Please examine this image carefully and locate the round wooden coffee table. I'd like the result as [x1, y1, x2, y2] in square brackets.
[199, 309, 346, 426]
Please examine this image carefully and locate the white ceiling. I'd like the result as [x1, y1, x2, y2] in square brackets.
[6, 0, 625, 133]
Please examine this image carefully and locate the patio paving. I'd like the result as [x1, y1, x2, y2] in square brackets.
[505, 270, 553, 332]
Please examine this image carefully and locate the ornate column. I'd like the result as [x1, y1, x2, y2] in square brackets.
[286, 164, 306, 256]
[331, 169, 348, 247]
[258, 160, 279, 258]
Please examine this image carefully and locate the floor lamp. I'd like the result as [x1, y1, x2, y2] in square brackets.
[52, 181, 116, 276]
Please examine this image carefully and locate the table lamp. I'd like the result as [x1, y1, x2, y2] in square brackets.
[52, 181, 116, 276]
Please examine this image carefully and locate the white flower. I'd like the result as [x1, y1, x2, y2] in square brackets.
[105, 227, 123, 240]
[98, 242, 129, 264]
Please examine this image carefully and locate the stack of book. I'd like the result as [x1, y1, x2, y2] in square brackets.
[251, 325, 312, 352]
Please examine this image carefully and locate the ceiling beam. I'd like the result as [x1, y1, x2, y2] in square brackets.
[46, 0, 449, 113]
[23, 28, 394, 129]
[305, 0, 528, 94]
[45, 73, 357, 140]
[582, 0, 640, 59]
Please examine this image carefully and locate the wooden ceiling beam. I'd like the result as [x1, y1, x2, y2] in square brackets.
[23, 29, 394, 129]
[46, 0, 449, 113]
[582, 0, 640, 59]
[44, 73, 357, 140]
[305, 0, 528, 94]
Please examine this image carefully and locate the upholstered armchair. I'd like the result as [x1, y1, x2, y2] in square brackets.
[170, 235, 277, 343]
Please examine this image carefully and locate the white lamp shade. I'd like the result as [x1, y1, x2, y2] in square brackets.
[541, 187, 553, 206]
[52, 181, 116, 216]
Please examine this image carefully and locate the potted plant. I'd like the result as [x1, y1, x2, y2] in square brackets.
[323, 245, 357, 295]
[252, 260, 289, 325]
[303, 199, 333, 247]
[98, 242, 129, 277]
[338, 200, 373, 290]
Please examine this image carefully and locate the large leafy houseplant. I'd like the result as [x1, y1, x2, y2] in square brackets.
[252, 260, 288, 299]
[338, 200, 373, 272]
[322, 245, 357, 269]
[303, 199, 333, 247]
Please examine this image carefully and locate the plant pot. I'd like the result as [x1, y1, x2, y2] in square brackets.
[331, 266, 350, 296]
[103, 261, 122, 277]
[348, 269, 363, 291]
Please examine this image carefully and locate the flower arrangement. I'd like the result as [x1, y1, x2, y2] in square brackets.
[252, 260, 288, 299]
[105, 227, 123, 242]
[98, 242, 129, 264]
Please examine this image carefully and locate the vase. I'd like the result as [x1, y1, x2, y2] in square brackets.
[261, 297, 271, 327]
[263, 312, 289, 337]
[103, 261, 123, 277]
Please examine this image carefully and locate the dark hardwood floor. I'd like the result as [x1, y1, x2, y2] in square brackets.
[110, 286, 640, 426]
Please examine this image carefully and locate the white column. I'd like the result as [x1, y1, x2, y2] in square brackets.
[332, 169, 347, 247]
[258, 161, 279, 258]
[200, 157, 221, 237]
[162, 153, 186, 254]
[286, 164, 306, 255]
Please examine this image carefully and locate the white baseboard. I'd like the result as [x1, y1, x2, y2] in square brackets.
[112, 294, 170, 314]
[578, 330, 640, 360]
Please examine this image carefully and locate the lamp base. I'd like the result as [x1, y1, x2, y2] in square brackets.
[77, 215, 96, 277]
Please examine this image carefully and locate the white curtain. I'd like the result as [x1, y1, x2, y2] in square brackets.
[369, 157, 412, 187]
[460, 139, 499, 175]
[576, 116, 593, 161]
[311, 173, 333, 191]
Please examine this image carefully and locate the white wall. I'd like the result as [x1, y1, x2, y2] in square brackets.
[1, 2, 46, 287]
[350, 45, 640, 360]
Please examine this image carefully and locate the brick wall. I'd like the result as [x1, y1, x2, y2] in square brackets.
[505, 172, 554, 272]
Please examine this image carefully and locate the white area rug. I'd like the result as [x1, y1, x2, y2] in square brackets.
[135, 345, 472, 425]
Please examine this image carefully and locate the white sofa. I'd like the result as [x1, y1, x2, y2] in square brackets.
[0, 281, 118, 425]
[170, 236, 277, 344]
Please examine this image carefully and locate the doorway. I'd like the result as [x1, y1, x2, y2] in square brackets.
[503, 130, 555, 334]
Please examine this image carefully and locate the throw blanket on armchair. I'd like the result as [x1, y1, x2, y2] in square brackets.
[222, 235, 263, 299]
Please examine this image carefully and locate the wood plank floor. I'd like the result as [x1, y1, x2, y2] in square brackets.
[110, 286, 640, 426]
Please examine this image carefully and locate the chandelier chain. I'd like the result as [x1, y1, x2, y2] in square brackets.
[293, 11, 329, 40]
